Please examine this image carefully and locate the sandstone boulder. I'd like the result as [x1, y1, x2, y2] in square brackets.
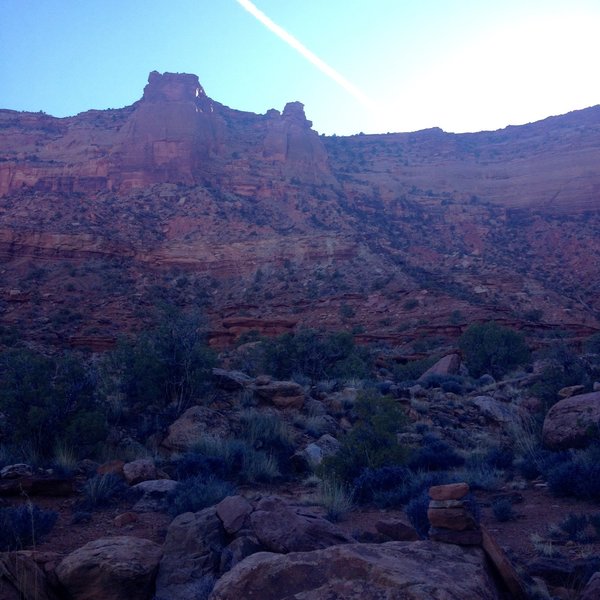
[212, 368, 254, 391]
[155, 507, 226, 600]
[542, 391, 600, 449]
[216, 495, 253, 535]
[0, 464, 32, 479]
[123, 458, 157, 485]
[581, 572, 600, 600]
[0, 552, 59, 600]
[162, 406, 230, 452]
[472, 395, 521, 425]
[55, 537, 162, 600]
[131, 479, 178, 513]
[418, 353, 461, 381]
[210, 541, 501, 600]
[251, 380, 305, 409]
[248, 495, 354, 553]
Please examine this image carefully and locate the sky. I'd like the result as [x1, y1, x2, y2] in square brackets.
[1, 0, 600, 135]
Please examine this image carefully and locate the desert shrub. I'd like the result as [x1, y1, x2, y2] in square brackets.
[0, 504, 57, 550]
[168, 475, 235, 516]
[190, 436, 280, 484]
[258, 329, 372, 382]
[172, 452, 227, 481]
[545, 445, 600, 500]
[453, 464, 504, 491]
[317, 478, 354, 522]
[409, 434, 464, 471]
[240, 409, 295, 474]
[81, 474, 128, 509]
[459, 322, 530, 378]
[321, 391, 408, 483]
[0, 348, 105, 458]
[392, 356, 437, 383]
[352, 466, 411, 505]
[406, 491, 430, 538]
[492, 498, 516, 522]
[483, 445, 514, 470]
[420, 374, 466, 395]
[529, 344, 592, 409]
[584, 333, 600, 354]
[559, 513, 590, 541]
[100, 306, 216, 427]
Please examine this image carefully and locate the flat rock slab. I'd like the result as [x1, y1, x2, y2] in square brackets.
[210, 541, 501, 600]
[55, 536, 162, 600]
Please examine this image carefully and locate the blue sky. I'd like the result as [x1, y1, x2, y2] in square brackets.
[2, 0, 600, 135]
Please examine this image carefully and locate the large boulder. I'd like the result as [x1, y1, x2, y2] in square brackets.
[418, 354, 461, 381]
[55, 537, 162, 600]
[161, 406, 230, 452]
[251, 379, 305, 409]
[0, 552, 59, 600]
[131, 479, 178, 512]
[542, 391, 600, 449]
[155, 507, 226, 600]
[210, 541, 502, 600]
[472, 395, 521, 425]
[123, 459, 157, 485]
[248, 495, 354, 553]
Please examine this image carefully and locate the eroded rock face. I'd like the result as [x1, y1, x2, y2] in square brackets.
[210, 541, 501, 600]
[542, 391, 600, 449]
[155, 507, 226, 600]
[55, 536, 162, 600]
[248, 495, 354, 553]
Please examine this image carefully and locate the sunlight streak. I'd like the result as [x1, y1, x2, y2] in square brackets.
[236, 0, 374, 109]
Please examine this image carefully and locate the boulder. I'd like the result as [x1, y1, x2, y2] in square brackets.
[581, 572, 600, 600]
[161, 406, 230, 452]
[131, 479, 178, 512]
[55, 537, 162, 600]
[0, 552, 59, 600]
[429, 483, 469, 501]
[0, 464, 32, 479]
[248, 495, 354, 553]
[210, 541, 502, 599]
[123, 459, 157, 485]
[292, 434, 341, 470]
[558, 384, 585, 399]
[212, 368, 254, 391]
[155, 507, 226, 600]
[472, 395, 521, 425]
[251, 380, 305, 409]
[219, 535, 263, 573]
[542, 391, 600, 449]
[418, 354, 461, 381]
[216, 495, 253, 534]
[375, 518, 419, 541]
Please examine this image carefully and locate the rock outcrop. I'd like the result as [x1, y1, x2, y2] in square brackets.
[55, 537, 162, 600]
[210, 541, 502, 599]
[542, 391, 600, 449]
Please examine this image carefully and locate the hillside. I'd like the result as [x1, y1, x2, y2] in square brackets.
[0, 71, 598, 351]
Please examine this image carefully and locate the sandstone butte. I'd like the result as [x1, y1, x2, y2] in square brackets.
[0, 70, 598, 350]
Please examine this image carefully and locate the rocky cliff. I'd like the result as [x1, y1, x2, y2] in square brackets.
[0, 71, 598, 350]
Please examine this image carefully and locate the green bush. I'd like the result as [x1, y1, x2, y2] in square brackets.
[492, 498, 516, 522]
[321, 391, 408, 483]
[459, 322, 530, 378]
[259, 329, 372, 382]
[529, 344, 592, 409]
[0, 348, 105, 458]
[81, 474, 128, 510]
[100, 306, 216, 429]
[168, 475, 235, 516]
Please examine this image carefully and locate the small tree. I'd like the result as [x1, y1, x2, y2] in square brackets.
[321, 391, 408, 482]
[459, 321, 530, 378]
